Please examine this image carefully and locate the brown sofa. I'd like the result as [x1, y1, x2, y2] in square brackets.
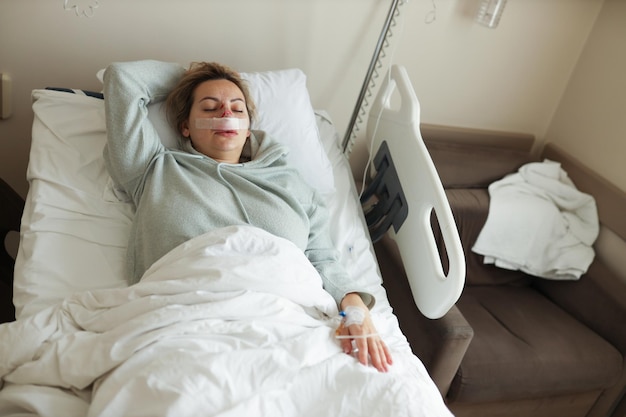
[375, 125, 626, 417]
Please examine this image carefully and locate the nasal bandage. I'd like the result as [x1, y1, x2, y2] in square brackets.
[195, 117, 249, 130]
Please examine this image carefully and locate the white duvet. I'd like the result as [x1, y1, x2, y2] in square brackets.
[0, 225, 451, 417]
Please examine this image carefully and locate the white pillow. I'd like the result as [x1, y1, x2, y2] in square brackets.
[98, 66, 335, 194]
[15, 90, 131, 318]
[242, 69, 334, 194]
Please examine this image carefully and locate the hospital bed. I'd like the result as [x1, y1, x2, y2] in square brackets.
[0, 62, 464, 416]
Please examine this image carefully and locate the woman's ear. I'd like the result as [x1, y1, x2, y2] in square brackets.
[181, 121, 190, 138]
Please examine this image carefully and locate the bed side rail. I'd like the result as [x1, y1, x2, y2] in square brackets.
[365, 65, 465, 319]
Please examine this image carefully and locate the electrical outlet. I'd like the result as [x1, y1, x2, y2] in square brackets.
[1, 73, 12, 119]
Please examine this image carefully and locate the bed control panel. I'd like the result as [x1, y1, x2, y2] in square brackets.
[361, 140, 408, 243]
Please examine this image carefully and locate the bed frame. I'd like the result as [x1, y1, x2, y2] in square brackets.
[0, 61, 463, 415]
[0, 65, 466, 328]
[0, 178, 23, 323]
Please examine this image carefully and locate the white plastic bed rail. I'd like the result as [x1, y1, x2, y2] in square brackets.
[367, 65, 465, 319]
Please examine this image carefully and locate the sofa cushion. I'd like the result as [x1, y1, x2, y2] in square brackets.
[448, 285, 622, 403]
[439, 189, 531, 286]
[534, 258, 626, 355]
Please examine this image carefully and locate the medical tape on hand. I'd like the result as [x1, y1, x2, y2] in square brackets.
[195, 117, 249, 130]
[334, 306, 378, 339]
[342, 305, 366, 327]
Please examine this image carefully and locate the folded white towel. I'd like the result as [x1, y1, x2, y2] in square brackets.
[472, 159, 599, 280]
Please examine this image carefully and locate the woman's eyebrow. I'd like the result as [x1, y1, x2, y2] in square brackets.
[198, 97, 245, 104]
[199, 96, 219, 104]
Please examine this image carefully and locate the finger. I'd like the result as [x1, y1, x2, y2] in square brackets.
[368, 339, 383, 371]
[381, 340, 393, 365]
[355, 331, 369, 366]
[336, 323, 353, 354]
[368, 338, 388, 372]
[340, 337, 352, 354]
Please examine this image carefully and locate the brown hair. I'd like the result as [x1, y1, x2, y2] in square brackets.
[166, 62, 256, 134]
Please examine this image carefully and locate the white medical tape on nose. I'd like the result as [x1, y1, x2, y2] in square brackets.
[195, 117, 249, 130]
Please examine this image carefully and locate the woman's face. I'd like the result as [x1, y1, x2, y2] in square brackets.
[182, 79, 251, 163]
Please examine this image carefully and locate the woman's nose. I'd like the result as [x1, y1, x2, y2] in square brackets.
[220, 108, 233, 117]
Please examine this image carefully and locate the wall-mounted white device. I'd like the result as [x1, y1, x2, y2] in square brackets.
[1, 73, 12, 119]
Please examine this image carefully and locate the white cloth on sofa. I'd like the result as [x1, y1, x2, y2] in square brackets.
[472, 159, 599, 280]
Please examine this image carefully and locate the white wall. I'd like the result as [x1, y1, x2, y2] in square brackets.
[0, 0, 604, 197]
[545, 0, 626, 192]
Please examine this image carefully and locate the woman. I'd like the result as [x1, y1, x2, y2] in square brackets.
[103, 60, 392, 372]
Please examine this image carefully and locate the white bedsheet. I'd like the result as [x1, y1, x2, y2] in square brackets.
[0, 226, 452, 417]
